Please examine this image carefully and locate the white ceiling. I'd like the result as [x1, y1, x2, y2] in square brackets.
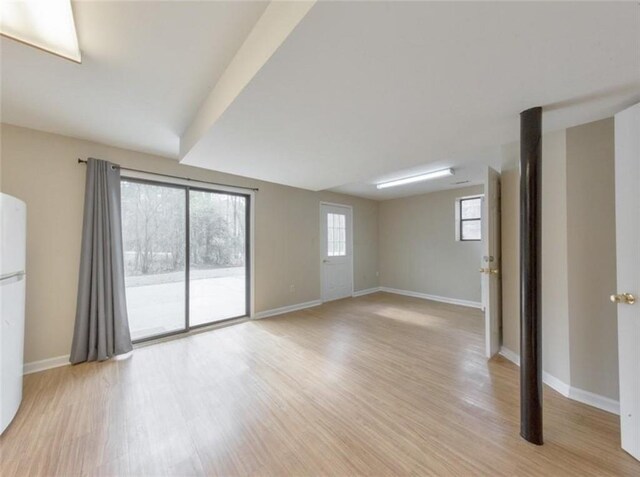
[1, 1, 268, 157]
[331, 148, 499, 201]
[181, 1, 640, 197]
[2, 1, 639, 200]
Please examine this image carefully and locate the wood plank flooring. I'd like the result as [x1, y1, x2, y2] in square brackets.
[1, 292, 638, 476]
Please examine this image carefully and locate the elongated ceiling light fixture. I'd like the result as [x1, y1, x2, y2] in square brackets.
[376, 168, 454, 189]
[0, 0, 81, 63]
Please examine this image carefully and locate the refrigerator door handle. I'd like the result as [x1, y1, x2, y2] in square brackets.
[0, 271, 25, 283]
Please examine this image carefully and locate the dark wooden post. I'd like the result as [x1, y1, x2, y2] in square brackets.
[520, 106, 543, 445]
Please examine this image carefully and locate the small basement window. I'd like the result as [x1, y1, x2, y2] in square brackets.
[456, 196, 482, 241]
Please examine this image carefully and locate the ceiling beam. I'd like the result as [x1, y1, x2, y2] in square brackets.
[179, 0, 315, 161]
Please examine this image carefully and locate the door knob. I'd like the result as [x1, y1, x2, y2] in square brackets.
[610, 293, 636, 305]
[479, 268, 499, 275]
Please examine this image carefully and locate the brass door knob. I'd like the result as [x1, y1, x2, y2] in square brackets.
[479, 268, 499, 275]
[610, 293, 636, 305]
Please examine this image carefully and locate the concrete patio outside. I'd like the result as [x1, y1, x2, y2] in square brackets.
[125, 266, 246, 340]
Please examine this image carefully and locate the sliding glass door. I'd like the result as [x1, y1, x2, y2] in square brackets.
[121, 179, 249, 342]
[121, 180, 186, 341]
[189, 190, 247, 326]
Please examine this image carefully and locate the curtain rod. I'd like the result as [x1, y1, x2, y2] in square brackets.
[77, 158, 259, 192]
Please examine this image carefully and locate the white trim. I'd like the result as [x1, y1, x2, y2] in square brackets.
[499, 347, 570, 396]
[319, 200, 354, 208]
[352, 287, 382, 297]
[499, 347, 619, 415]
[569, 387, 620, 415]
[543, 371, 571, 397]
[252, 299, 322, 320]
[498, 346, 520, 366]
[23, 355, 70, 375]
[319, 202, 355, 301]
[380, 287, 483, 309]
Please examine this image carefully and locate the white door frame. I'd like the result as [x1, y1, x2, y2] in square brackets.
[320, 201, 354, 301]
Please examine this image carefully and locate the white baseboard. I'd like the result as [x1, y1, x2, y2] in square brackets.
[352, 287, 382, 297]
[500, 347, 570, 397]
[253, 299, 323, 320]
[543, 371, 571, 397]
[380, 287, 483, 309]
[499, 347, 619, 415]
[498, 347, 520, 366]
[23, 355, 69, 375]
[569, 386, 620, 415]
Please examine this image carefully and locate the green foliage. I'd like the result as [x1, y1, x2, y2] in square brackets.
[121, 181, 245, 276]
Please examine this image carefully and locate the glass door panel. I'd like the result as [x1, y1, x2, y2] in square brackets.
[121, 180, 186, 341]
[189, 190, 247, 326]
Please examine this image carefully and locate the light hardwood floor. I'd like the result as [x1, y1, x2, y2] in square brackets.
[1, 292, 638, 476]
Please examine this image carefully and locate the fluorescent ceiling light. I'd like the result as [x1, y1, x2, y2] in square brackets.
[376, 168, 454, 189]
[0, 0, 81, 63]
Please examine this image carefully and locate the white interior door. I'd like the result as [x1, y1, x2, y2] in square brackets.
[481, 166, 501, 358]
[614, 103, 639, 461]
[320, 203, 353, 302]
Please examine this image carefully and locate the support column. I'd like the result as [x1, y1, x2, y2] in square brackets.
[520, 106, 543, 445]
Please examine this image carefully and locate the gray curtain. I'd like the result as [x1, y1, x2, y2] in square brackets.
[70, 158, 132, 364]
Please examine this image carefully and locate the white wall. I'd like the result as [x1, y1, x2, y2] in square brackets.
[379, 185, 483, 304]
[0, 124, 379, 364]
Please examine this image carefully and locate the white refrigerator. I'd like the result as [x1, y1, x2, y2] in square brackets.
[0, 193, 26, 434]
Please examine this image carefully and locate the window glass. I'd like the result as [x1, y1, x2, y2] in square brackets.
[459, 197, 482, 241]
[327, 213, 347, 256]
[461, 198, 481, 219]
[121, 179, 250, 341]
[189, 191, 247, 326]
[121, 181, 186, 340]
[462, 220, 481, 241]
